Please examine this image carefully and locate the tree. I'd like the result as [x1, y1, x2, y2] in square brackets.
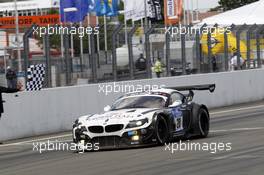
[219, 0, 259, 11]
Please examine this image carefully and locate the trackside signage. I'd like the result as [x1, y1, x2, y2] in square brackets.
[0, 14, 60, 29]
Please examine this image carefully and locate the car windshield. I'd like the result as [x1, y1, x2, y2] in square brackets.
[111, 95, 166, 110]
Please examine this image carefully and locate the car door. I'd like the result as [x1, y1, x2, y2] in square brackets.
[169, 92, 191, 132]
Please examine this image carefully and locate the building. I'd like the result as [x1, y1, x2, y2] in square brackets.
[0, 0, 59, 18]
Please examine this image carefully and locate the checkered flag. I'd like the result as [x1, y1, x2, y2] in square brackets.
[26, 64, 46, 91]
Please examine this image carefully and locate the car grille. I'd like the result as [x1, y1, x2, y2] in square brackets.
[92, 136, 120, 147]
[88, 126, 104, 133]
[105, 124, 124, 133]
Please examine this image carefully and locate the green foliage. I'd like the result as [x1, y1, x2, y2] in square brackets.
[218, 0, 259, 11]
[48, 9, 59, 15]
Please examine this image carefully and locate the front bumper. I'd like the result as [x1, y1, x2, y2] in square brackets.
[73, 124, 156, 150]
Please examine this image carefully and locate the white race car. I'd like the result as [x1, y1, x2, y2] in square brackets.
[72, 84, 215, 150]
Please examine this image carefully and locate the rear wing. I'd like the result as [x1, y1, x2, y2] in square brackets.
[168, 84, 216, 93]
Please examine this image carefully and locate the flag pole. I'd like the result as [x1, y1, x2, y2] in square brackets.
[124, 12, 128, 45]
[59, 3, 64, 58]
[196, 0, 199, 22]
[104, 15, 108, 52]
[70, 22, 74, 58]
[88, 13, 91, 53]
[96, 16, 100, 52]
[183, 0, 186, 25]
[80, 21, 84, 72]
[144, 0, 148, 29]
[186, 0, 190, 25]
[191, 0, 194, 24]
[60, 24, 64, 58]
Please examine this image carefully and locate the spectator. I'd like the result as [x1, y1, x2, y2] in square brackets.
[230, 53, 244, 71]
[153, 57, 163, 78]
[135, 54, 146, 71]
[6, 67, 17, 89]
[0, 82, 22, 120]
[212, 55, 218, 72]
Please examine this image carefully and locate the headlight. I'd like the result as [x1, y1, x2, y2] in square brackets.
[126, 118, 148, 129]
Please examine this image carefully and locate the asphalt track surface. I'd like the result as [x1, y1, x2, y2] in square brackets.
[1, 101, 264, 175]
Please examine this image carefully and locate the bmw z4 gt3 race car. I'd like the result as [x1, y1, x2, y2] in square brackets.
[73, 84, 216, 150]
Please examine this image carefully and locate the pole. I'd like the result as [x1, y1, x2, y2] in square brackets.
[165, 31, 171, 76]
[186, 0, 190, 25]
[79, 21, 84, 72]
[183, 0, 186, 25]
[96, 16, 100, 69]
[112, 25, 123, 81]
[87, 13, 91, 53]
[14, 0, 22, 72]
[96, 16, 100, 52]
[44, 33, 51, 87]
[70, 23, 74, 58]
[190, 0, 194, 24]
[60, 23, 64, 58]
[64, 33, 71, 85]
[145, 26, 154, 78]
[181, 34, 186, 75]
[128, 26, 137, 80]
[124, 13, 128, 45]
[59, 4, 64, 58]
[207, 31, 212, 73]
[4, 48, 7, 76]
[144, 0, 149, 72]
[103, 15, 108, 64]
[104, 15, 108, 52]
[196, 0, 199, 21]
[224, 31, 229, 71]
[90, 33, 97, 83]
[87, 13, 92, 68]
[144, 0, 148, 29]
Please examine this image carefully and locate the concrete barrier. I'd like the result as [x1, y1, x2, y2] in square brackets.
[1, 69, 264, 141]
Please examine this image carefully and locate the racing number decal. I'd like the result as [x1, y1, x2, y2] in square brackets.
[175, 117, 183, 131]
[171, 108, 183, 132]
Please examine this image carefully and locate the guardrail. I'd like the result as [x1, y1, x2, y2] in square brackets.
[0, 69, 264, 141]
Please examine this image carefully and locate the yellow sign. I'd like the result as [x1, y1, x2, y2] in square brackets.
[201, 28, 249, 59]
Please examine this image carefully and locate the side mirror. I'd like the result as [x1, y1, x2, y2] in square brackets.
[187, 90, 194, 102]
[104, 105, 111, 112]
[168, 100, 182, 108]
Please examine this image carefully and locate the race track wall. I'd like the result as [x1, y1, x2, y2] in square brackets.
[1, 69, 264, 141]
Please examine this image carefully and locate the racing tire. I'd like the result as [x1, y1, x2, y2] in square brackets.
[155, 115, 169, 145]
[197, 108, 210, 138]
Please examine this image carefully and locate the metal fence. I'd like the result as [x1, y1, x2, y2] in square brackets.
[6, 23, 264, 88]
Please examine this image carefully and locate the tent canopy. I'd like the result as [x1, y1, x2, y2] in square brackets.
[201, 0, 264, 25]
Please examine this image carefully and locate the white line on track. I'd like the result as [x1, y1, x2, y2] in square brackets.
[0, 134, 72, 148]
[210, 104, 264, 115]
[211, 127, 264, 133]
[213, 146, 264, 160]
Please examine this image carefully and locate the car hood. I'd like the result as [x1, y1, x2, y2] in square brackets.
[79, 108, 158, 125]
